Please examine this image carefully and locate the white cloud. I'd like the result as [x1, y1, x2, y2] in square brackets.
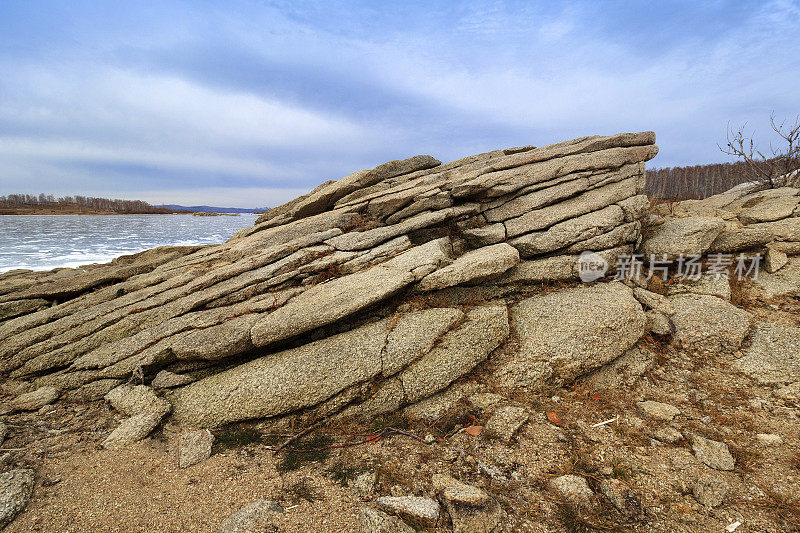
[0, 64, 378, 189]
[129, 186, 310, 209]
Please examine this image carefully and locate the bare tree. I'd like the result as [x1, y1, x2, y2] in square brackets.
[719, 113, 800, 189]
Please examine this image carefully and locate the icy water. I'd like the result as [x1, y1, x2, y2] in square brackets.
[0, 213, 259, 273]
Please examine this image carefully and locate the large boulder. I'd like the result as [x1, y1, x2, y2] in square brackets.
[249, 238, 450, 347]
[640, 216, 726, 259]
[497, 282, 646, 389]
[733, 323, 800, 385]
[746, 257, 800, 300]
[172, 306, 508, 426]
[417, 243, 520, 291]
[669, 294, 752, 355]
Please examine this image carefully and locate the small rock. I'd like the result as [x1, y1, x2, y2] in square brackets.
[179, 429, 214, 468]
[432, 474, 491, 506]
[102, 411, 164, 449]
[104, 384, 171, 417]
[477, 460, 508, 483]
[692, 475, 729, 507]
[645, 311, 674, 335]
[220, 500, 284, 533]
[549, 474, 598, 514]
[764, 248, 788, 273]
[692, 435, 735, 471]
[357, 507, 414, 533]
[375, 496, 440, 529]
[402, 382, 480, 424]
[152, 370, 195, 389]
[627, 416, 645, 429]
[756, 433, 783, 446]
[0, 469, 35, 529]
[598, 478, 644, 518]
[636, 400, 680, 421]
[468, 392, 503, 413]
[10, 386, 59, 411]
[651, 427, 683, 444]
[749, 398, 766, 409]
[0, 422, 7, 446]
[774, 382, 800, 401]
[483, 405, 529, 443]
[432, 474, 505, 533]
[352, 471, 376, 499]
[633, 287, 675, 315]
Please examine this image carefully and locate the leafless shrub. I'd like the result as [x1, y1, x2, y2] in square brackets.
[720, 113, 800, 190]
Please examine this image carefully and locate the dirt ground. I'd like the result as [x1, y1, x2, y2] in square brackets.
[3, 340, 799, 533]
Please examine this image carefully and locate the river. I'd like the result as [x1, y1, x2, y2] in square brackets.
[0, 213, 259, 272]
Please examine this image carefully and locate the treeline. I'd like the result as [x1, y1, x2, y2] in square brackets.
[0, 194, 174, 214]
[645, 159, 772, 200]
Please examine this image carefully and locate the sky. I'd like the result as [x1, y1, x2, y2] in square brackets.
[1, 1, 799, 208]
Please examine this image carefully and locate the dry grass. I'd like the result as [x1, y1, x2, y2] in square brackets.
[790, 451, 800, 472]
[756, 486, 800, 531]
[284, 477, 322, 503]
[344, 213, 381, 232]
[727, 440, 763, 473]
[212, 426, 265, 451]
[729, 273, 759, 309]
[312, 262, 342, 285]
[276, 433, 334, 473]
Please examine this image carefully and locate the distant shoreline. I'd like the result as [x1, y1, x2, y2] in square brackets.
[0, 207, 190, 216]
[0, 208, 260, 215]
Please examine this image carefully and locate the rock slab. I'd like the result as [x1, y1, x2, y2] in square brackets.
[0, 469, 35, 529]
[179, 429, 215, 468]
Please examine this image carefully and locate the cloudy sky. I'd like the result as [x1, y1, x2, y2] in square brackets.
[1, 1, 798, 208]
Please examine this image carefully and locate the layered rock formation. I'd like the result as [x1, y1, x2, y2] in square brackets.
[638, 182, 800, 384]
[1, 132, 658, 427]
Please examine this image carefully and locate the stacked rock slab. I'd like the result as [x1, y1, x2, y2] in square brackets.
[0, 132, 658, 427]
[638, 184, 800, 381]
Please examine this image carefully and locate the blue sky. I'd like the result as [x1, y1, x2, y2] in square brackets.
[1, 1, 798, 208]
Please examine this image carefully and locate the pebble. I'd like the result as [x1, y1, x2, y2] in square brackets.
[483, 405, 529, 443]
[178, 429, 215, 468]
[10, 386, 59, 412]
[756, 433, 783, 446]
[220, 500, 284, 533]
[352, 471, 376, 499]
[692, 435, 735, 471]
[692, 475, 730, 507]
[375, 496, 441, 529]
[636, 400, 681, 421]
[549, 474, 598, 513]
